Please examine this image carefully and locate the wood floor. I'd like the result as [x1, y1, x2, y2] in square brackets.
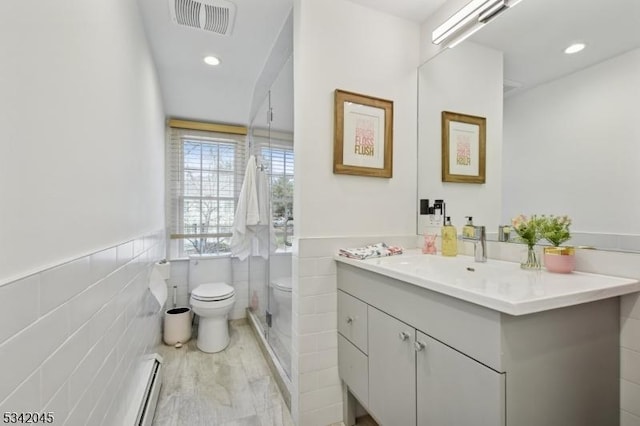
[153, 320, 294, 426]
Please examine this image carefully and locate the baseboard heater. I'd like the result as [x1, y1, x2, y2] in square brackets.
[123, 353, 163, 426]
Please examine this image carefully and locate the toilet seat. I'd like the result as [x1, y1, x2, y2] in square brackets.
[191, 282, 235, 302]
[271, 277, 292, 293]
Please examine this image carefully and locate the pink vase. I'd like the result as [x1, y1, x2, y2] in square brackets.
[543, 247, 576, 273]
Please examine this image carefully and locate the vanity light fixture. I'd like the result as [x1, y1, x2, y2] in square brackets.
[432, 0, 524, 48]
[203, 55, 221, 66]
[564, 43, 586, 54]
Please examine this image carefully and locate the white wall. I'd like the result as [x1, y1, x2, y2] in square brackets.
[0, 0, 165, 284]
[292, 0, 420, 424]
[293, 0, 419, 239]
[0, 0, 166, 424]
[417, 42, 504, 234]
[502, 48, 640, 235]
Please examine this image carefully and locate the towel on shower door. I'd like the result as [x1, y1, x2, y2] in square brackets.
[230, 155, 276, 260]
[252, 160, 277, 259]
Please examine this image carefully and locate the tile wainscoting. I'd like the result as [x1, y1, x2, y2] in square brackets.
[0, 230, 165, 425]
[291, 236, 418, 426]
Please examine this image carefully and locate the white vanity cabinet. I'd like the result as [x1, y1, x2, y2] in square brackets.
[367, 306, 416, 426]
[337, 262, 621, 426]
[415, 330, 505, 426]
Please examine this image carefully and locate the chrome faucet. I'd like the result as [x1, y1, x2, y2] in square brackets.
[463, 225, 487, 262]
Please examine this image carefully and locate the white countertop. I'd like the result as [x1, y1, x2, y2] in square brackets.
[335, 249, 640, 316]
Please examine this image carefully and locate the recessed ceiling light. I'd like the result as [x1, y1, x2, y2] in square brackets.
[203, 56, 221, 66]
[564, 43, 586, 54]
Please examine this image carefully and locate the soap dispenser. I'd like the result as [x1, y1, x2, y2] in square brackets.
[441, 216, 458, 257]
[463, 216, 475, 239]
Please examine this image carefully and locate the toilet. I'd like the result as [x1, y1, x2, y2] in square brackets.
[189, 282, 236, 353]
[270, 277, 292, 340]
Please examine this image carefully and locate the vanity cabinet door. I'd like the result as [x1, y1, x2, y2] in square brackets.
[416, 331, 505, 426]
[368, 306, 416, 426]
[338, 290, 368, 353]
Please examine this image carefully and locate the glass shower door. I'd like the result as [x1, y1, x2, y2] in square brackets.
[248, 87, 272, 337]
[265, 55, 293, 378]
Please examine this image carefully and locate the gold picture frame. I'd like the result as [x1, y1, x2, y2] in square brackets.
[442, 111, 486, 183]
[333, 89, 393, 178]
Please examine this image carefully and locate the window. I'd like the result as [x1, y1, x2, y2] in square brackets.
[261, 145, 294, 250]
[168, 124, 246, 258]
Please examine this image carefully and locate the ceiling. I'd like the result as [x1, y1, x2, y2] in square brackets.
[468, 0, 640, 95]
[347, 0, 446, 23]
[136, 0, 450, 127]
[137, 0, 293, 126]
[136, 0, 640, 126]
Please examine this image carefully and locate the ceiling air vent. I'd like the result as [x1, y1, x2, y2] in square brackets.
[171, 0, 236, 36]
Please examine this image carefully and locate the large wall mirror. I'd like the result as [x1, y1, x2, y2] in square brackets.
[417, 0, 640, 252]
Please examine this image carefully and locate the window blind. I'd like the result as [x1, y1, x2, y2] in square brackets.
[167, 126, 247, 257]
[259, 141, 294, 251]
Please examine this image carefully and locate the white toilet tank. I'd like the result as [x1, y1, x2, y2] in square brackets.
[187, 257, 232, 293]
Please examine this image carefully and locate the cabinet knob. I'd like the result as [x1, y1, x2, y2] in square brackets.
[346, 316, 354, 324]
[414, 341, 426, 352]
[398, 331, 410, 341]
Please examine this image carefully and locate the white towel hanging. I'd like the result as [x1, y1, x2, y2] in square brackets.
[230, 155, 276, 260]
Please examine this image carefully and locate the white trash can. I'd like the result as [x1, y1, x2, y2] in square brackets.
[163, 307, 192, 346]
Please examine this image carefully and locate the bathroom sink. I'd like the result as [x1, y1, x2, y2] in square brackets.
[336, 249, 640, 315]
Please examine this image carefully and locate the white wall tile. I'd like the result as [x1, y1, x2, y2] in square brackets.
[622, 410, 640, 426]
[65, 378, 96, 426]
[315, 258, 337, 276]
[316, 331, 338, 351]
[622, 317, 640, 353]
[116, 241, 134, 267]
[0, 304, 69, 402]
[68, 278, 110, 332]
[0, 371, 41, 414]
[68, 341, 106, 404]
[315, 293, 337, 314]
[232, 258, 249, 281]
[299, 276, 336, 297]
[90, 302, 117, 343]
[299, 371, 318, 394]
[315, 348, 337, 371]
[299, 385, 343, 413]
[622, 379, 640, 417]
[622, 348, 640, 385]
[90, 247, 117, 285]
[0, 230, 163, 426]
[43, 382, 69, 425]
[317, 366, 340, 389]
[133, 238, 145, 258]
[300, 403, 342, 426]
[299, 312, 337, 335]
[299, 296, 316, 315]
[299, 334, 318, 354]
[0, 275, 39, 344]
[39, 257, 90, 315]
[298, 257, 317, 277]
[622, 293, 640, 320]
[40, 323, 92, 404]
[90, 350, 118, 411]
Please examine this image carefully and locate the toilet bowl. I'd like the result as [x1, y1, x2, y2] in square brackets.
[270, 277, 292, 339]
[190, 282, 236, 353]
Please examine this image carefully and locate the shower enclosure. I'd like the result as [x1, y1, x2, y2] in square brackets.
[247, 53, 293, 390]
